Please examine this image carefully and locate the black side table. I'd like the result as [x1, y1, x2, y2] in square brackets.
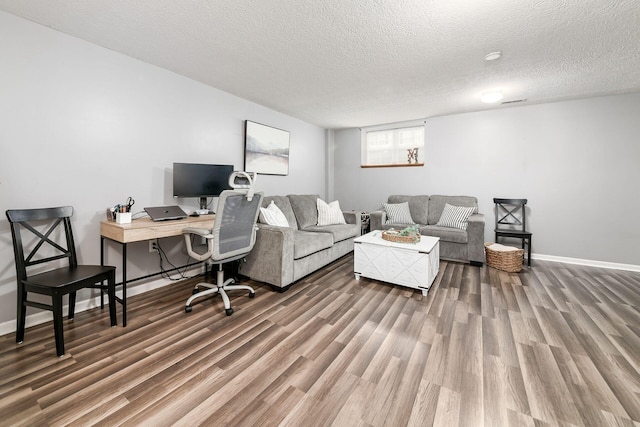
[360, 212, 370, 234]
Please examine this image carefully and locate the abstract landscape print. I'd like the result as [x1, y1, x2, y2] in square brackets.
[245, 120, 290, 175]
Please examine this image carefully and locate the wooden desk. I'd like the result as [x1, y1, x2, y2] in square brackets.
[100, 215, 215, 326]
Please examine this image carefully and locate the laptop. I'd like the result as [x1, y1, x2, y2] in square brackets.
[144, 205, 188, 221]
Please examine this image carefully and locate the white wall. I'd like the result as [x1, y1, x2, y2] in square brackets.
[0, 11, 327, 331]
[333, 93, 640, 267]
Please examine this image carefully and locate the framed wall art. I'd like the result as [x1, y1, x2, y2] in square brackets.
[244, 120, 290, 176]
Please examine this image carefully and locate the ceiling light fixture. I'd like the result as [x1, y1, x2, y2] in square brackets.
[484, 51, 502, 61]
[481, 91, 503, 103]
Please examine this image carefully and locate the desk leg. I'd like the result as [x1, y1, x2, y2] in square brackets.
[122, 242, 127, 327]
[100, 237, 105, 309]
[101, 237, 128, 327]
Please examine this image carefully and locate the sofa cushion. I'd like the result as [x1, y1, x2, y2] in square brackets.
[293, 230, 333, 259]
[288, 194, 320, 229]
[261, 196, 298, 229]
[387, 195, 413, 204]
[383, 202, 414, 224]
[428, 195, 478, 225]
[388, 195, 429, 225]
[259, 201, 289, 227]
[317, 198, 346, 225]
[421, 225, 469, 243]
[304, 223, 360, 243]
[435, 203, 476, 230]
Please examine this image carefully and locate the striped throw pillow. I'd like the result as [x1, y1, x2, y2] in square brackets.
[435, 203, 476, 230]
[317, 199, 346, 226]
[259, 201, 289, 227]
[383, 202, 414, 224]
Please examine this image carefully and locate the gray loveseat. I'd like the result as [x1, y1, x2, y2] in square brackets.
[241, 194, 361, 291]
[370, 195, 485, 265]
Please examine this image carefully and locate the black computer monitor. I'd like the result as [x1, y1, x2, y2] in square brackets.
[172, 163, 234, 210]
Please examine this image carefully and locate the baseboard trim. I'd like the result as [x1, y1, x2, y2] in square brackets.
[532, 254, 640, 272]
[0, 267, 204, 337]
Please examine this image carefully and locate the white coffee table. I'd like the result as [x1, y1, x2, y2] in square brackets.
[354, 230, 440, 296]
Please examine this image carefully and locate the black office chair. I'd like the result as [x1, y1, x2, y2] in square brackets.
[6, 206, 117, 356]
[493, 198, 532, 267]
[183, 172, 263, 315]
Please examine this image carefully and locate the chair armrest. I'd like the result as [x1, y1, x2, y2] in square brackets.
[182, 227, 213, 238]
[369, 210, 386, 231]
[182, 228, 214, 261]
[342, 211, 361, 228]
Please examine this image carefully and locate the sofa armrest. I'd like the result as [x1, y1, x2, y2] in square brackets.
[342, 211, 361, 228]
[241, 224, 295, 288]
[466, 213, 486, 264]
[369, 210, 386, 231]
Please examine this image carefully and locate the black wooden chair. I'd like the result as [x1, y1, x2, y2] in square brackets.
[493, 198, 532, 267]
[6, 206, 117, 356]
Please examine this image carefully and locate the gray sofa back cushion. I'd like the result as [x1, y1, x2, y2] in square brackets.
[261, 195, 299, 229]
[388, 195, 429, 225]
[287, 194, 320, 229]
[428, 195, 478, 225]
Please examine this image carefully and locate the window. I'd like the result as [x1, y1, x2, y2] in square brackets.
[361, 121, 425, 167]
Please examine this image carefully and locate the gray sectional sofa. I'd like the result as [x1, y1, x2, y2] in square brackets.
[370, 195, 485, 265]
[241, 194, 361, 291]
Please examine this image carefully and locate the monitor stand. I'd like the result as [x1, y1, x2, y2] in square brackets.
[197, 197, 210, 215]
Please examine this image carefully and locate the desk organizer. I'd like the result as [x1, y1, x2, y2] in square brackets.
[116, 212, 132, 224]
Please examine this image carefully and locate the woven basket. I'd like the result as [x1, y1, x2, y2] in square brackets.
[485, 242, 524, 273]
[382, 230, 421, 244]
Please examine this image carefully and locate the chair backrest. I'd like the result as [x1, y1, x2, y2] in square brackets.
[211, 190, 264, 261]
[493, 198, 528, 231]
[6, 206, 77, 282]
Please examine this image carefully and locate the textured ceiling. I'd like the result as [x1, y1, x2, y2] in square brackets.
[1, 0, 640, 129]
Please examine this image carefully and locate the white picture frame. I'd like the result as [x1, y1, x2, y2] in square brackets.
[244, 120, 290, 176]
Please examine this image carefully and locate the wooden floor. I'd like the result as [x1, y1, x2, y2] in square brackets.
[1, 255, 639, 426]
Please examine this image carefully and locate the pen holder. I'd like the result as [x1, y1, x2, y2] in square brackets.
[116, 212, 132, 224]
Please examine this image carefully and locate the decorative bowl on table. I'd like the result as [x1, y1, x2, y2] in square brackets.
[381, 225, 421, 243]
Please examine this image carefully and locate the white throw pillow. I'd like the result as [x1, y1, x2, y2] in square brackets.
[317, 198, 346, 226]
[383, 202, 414, 224]
[435, 203, 476, 230]
[259, 201, 289, 227]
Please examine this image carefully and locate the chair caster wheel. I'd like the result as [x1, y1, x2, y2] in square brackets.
[249, 292, 255, 298]
[185, 306, 192, 313]
[225, 308, 234, 316]
[192, 288, 199, 295]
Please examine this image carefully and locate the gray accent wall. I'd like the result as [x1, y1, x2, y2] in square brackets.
[0, 11, 326, 330]
[333, 93, 640, 266]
